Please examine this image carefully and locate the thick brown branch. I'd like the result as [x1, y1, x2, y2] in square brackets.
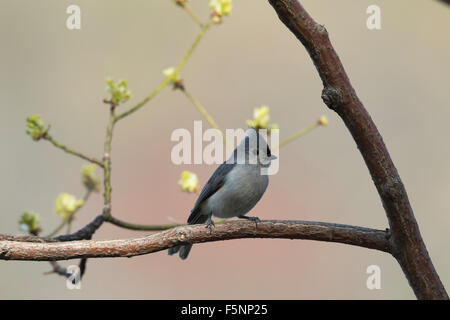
[0, 220, 390, 261]
[268, 0, 448, 299]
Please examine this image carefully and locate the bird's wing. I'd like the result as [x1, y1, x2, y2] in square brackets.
[187, 162, 235, 224]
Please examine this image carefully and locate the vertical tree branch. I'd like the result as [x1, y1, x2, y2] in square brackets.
[102, 20, 214, 230]
[268, 0, 447, 299]
[102, 110, 116, 219]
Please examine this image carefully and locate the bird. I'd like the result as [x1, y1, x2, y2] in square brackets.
[168, 128, 277, 259]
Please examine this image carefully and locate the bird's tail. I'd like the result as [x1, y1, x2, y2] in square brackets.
[168, 209, 208, 260]
[168, 244, 193, 260]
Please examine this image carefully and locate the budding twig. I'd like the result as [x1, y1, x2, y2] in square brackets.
[181, 2, 204, 27]
[180, 87, 228, 147]
[276, 123, 319, 149]
[275, 116, 328, 150]
[43, 134, 104, 167]
[45, 189, 92, 238]
[97, 21, 215, 231]
[106, 215, 182, 231]
[114, 22, 213, 122]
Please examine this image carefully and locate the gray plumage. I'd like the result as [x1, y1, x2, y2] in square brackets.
[169, 128, 276, 259]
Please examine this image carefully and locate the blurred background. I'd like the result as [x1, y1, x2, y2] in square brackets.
[1, 0, 449, 299]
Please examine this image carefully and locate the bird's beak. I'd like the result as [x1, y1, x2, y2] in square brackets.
[270, 155, 277, 160]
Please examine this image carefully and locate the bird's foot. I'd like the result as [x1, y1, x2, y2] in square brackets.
[238, 215, 261, 229]
[205, 215, 215, 233]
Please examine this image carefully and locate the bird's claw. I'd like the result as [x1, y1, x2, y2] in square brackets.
[249, 216, 260, 229]
[205, 217, 215, 233]
[239, 215, 261, 229]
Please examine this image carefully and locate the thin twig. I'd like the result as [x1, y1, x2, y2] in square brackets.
[102, 110, 116, 219]
[181, 88, 221, 130]
[54, 214, 104, 242]
[106, 215, 181, 231]
[45, 189, 93, 238]
[113, 78, 170, 122]
[68, 189, 93, 234]
[114, 22, 213, 122]
[181, 3, 204, 27]
[45, 258, 88, 282]
[45, 191, 94, 281]
[46, 220, 66, 238]
[276, 122, 319, 149]
[180, 87, 228, 147]
[43, 134, 104, 167]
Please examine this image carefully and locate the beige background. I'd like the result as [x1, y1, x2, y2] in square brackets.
[1, 0, 449, 299]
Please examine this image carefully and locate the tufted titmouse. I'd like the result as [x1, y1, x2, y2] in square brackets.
[168, 128, 277, 259]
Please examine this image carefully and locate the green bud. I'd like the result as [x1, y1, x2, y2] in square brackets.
[81, 164, 101, 192]
[105, 77, 132, 105]
[26, 114, 46, 141]
[19, 210, 42, 235]
[55, 193, 84, 221]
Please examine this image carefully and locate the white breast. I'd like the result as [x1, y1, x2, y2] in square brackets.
[205, 164, 269, 219]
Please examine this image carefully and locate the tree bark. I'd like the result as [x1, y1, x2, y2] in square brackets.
[268, 0, 448, 299]
[0, 220, 389, 260]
